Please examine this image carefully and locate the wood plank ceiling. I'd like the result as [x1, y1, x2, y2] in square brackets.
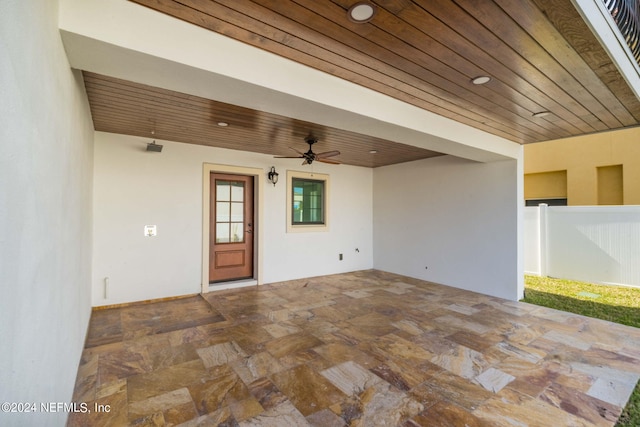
[85, 0, 640, 167]
[84, 72, 442, 168]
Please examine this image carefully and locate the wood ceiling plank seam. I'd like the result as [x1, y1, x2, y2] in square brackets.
[278, 0, 566, 140]
[93, 121, 307, 156]
[137, 0, 388, 92]
[322, 0, 574, 139]
[87, 66, 527, 144]
[128, 0, 537, 142]
[391, 3, 596, 137]
[85, 89, 273, 129]
[85, 73, 454, 158]
[85, 81, 365, 138]
[86, 85, 419, 149]
[87, 78, 459, 150]
[410, 0, 602, 133]
[89, 109, 293, 146]
[90, 105, 442, 159]
[450, 0, 621, 130]
[83, 76, 282, 121]
[92, 114, 436, 162]
[365, 8, 577, 138]
[84, 75, 249, 115]
[204, 0, 540, 139]
[494, 0, 636, 127]
[531, 0, 640, 121]
[148, 0, 538, 141]
[182, 0, 421, 85]
[92, 119, 430, 167]
[179, 0, 512, 134]
[90, 105, 446, 158]
[124, 0, 640, 143]
[85, 72, 221, 105]
[85, 95, 220, 127]
[84, 86, 225, 122]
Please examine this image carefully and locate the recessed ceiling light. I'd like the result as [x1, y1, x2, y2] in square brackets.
[471, 76, 491, 85]
[348, 2, 376, 23]
[217, 122, 229, 127]
[532, 111, 551, 118]
[369, 150, 378, 154]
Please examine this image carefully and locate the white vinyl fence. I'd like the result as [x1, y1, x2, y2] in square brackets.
[524, 205, 640, 288]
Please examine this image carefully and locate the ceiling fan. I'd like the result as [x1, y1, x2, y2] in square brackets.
[275, 136, 341, 165]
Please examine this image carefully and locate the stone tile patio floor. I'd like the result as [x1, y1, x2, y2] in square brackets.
[68, 270, 640, 426]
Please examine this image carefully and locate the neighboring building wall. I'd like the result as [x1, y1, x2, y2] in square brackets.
[93, 132, 373, 306]
[0, 1, 95, 426]
[373, 156, 522, 301]
[524, 127, 640, 205]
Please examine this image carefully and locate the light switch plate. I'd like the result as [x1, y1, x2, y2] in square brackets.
[144, 225, 157, 237]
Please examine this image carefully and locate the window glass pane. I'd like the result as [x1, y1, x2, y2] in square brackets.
[216, 181, 230, 201]
[216, 202, 230, 222]
[215, 223, 230, 243]
[292, 178, 324, 224]
[230, 223, 243, 242]
[230, 202, 243, 222]
[231, 182, 244, 202]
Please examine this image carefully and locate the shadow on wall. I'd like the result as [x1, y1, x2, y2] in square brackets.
[522, 289, 640, 328]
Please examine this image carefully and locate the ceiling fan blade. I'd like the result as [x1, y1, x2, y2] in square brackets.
[289, 147, 305, 155]
[317, 158, 341, 165]
[274, 156, 303, 159]
[316, 150, 341, 158]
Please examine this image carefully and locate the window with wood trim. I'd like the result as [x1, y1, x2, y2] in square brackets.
[286, 170, 329, 232]
[292, 178, 325, 225]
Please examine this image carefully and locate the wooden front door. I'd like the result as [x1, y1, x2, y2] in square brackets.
[209, 173, 254, 283]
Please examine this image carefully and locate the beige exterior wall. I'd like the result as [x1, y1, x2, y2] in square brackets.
[524, 127, 640, 205]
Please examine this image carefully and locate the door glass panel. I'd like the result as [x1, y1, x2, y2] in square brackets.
[216, 223, 230, 243]
[215, 179, 245, 244]
[216, 181, 231, 201]
[216, 202, 230, 222]
[230, 202, 243, 222]
[230, 223, 243, 242]
[231, 183, 244, 202]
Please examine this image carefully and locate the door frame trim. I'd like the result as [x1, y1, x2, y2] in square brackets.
[201, 163, 263, 294]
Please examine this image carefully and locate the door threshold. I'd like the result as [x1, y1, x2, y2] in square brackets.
[207, 278, 258, 292]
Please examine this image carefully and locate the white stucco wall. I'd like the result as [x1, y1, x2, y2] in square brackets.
[373, 156, 523, 301]
[92, 132, 373, 306]
[0, 1, 94, 426]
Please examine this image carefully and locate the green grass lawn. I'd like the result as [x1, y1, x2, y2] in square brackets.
[522, 275, 640, 427]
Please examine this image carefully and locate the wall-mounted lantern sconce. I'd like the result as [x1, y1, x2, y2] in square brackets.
[268, 166, 279, 186]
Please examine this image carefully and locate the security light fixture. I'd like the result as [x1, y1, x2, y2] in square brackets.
[146, 141, 163, 152]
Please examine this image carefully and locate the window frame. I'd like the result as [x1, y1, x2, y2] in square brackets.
[286, 170, 330, 233]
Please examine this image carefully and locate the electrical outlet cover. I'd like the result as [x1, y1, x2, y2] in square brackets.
[144, 225, 157, 237]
